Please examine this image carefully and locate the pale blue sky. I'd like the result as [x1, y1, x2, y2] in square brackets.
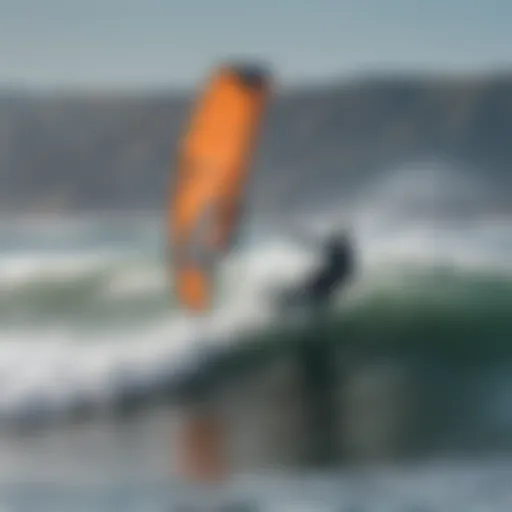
[1, 0, 511, 90]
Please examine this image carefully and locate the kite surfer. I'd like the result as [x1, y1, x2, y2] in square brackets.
[276, 227, 357, 465]
[278, 228, 356, 316]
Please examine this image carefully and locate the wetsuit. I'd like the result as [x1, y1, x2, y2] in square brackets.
[279, 233, 355, 314]
[302, 236, 354, 310]
[286, 233, 356, 466]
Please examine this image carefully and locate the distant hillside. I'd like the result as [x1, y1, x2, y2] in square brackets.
[0, 72, 511, 217]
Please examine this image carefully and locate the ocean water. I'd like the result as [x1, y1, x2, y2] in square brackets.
[0, 211, 511, 510]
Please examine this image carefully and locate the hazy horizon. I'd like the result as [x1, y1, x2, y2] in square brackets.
[2, 67, 512, 96]
[1, 0, 511, 91]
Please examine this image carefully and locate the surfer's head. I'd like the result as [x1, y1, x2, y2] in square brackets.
[326, 228, 351, 251]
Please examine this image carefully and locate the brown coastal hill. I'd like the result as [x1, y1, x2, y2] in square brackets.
[0, 72, 511, 217]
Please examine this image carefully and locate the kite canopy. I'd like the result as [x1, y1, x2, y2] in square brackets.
[167, 63, 271, 313]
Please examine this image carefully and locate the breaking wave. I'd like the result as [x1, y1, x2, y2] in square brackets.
[0, 213, 510, 433]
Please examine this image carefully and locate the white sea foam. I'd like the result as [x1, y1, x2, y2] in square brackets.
[0, 214, 509, 421]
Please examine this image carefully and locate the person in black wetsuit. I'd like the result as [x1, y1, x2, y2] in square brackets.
[303, 231, 355, 310]
[279, 229, 356, 315]
[274, 227, 357, 465]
